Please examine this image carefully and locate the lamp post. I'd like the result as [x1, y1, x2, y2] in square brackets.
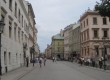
[102, 36, 106, 70]
[0, 20, 5, 75]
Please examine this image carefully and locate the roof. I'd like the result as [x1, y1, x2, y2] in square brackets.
[53, 34, 64, 39]
[72, 23, 80, 30]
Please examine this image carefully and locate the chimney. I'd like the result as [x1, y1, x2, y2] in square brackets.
[60, 29, 63, 37]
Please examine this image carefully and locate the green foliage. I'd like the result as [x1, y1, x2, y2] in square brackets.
[95, 0, 110, 19]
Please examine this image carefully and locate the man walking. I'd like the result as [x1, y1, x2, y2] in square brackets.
[39, 57, 42, 67]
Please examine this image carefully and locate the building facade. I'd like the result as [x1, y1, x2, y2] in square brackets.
[52, 30, 64, 59]
[72, 23, 80, 58]
[0, 0, 38, 74]
[79, 9, 110, 62]
[64, 25, 71, 60]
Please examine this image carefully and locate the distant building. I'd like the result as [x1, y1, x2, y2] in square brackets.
[51, 29, 64, 59]
[72, 23, 80, 58]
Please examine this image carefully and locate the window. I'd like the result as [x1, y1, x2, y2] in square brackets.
[86, 19, 88, 26]
[81, 23, 82, 29]
[18, 30, 20, 43]
[84, 32, 86, 40]
[58, 47, 60, 52]
[87, 30, 89, 39]
[95, 47, 99, 56]
[18, 9, 20, 22]
[104, 30, 107, 37]
[103, 18, 107, 24]
[94, 30, 98, 38]
[85, 48, 86, 55]
[9, 22, 12, 38]
[15, 2, 17, 17]
[9, 0, 12, 10]
[9, 52, 11, 64]
[4, 52, 7, 65]
[22, 15, 23, 27]
[88, 47, 89, 55]
[22, 32, 23, 43]
[84, 21, 85, 27]
[93, 17, 97, 24]
[14, 27, 16, 41]
[58, 42, 59, 45]
[1, 15, 5, 22]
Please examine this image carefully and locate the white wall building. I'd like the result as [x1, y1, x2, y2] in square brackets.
[0, 0, 38, 74]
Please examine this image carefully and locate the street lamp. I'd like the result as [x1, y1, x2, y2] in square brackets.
[102, 36, 106, 70]
[0, 20, 5, 75]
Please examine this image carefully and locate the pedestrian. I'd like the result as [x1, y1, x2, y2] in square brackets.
[33, 57, 36, 67]
[99, 58, 103, 69]
[26, 56, 29, 67]
[39, 57, 42, 67]
[44, 57, 46, 66]
[54, 57, 57, 63]
[36, 57, 38, 63]
[52, 57, 55, 62]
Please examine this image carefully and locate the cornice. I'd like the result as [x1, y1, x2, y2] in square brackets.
[79, 11, 99, 21]
[18, 0, 29, 21]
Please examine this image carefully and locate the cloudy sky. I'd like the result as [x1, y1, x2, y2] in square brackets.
[26, 0, 100, 52]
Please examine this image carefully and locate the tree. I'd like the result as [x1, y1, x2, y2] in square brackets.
[95, 0, 110, 21]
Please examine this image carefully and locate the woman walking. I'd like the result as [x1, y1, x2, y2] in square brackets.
[39, 57, 42, 67]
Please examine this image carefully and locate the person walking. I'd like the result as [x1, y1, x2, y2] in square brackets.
[99, 58, 103, 69]
[54, 57, 57, 63]
[26, 56, 29, 67]
[44, 57, 46, 66]
[52, 57, 55, 62]
[39, 57, 42, 67]
[33, 57, 36, 67]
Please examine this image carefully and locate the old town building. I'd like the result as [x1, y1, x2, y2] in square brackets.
[51, 29, 64, 59]
[72, 23, 80, 58]
[79, 9, 110, 61]
[0, 0, 38, 74]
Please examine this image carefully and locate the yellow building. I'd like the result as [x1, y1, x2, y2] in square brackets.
[52, 30, 64, 59]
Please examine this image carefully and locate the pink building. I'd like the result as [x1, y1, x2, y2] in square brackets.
[79, 9, 110, 60]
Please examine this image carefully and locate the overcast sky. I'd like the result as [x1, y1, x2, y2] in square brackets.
[26, 0, 100, 52]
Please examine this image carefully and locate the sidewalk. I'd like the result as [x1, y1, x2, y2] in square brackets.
[72, 61, 110, 73]
[0, 63, 39, 80]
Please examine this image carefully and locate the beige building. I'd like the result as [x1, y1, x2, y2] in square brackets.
[64, 25, 71, 60]
[72, 23, 80, 57]
[0, 0, 38, 74]
[45, 44, 51, 59]
[79, 9, 110, 61]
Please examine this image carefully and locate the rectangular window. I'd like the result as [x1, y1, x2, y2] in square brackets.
[15, 2, 17, 17]
[22, 32, 23, 43]
[84, 21, 85, 27]
[94, 30, 98, 38]
[81, 23, 82, 29]
[88, 47, 89, 55]
[58, 47, 60, 52]
[95, 47, 99, 56]
[87, 30, 89, 39]
[58, 42, 59, 45]
[86, 19, 88, 26]
[93, 17, 97, 24]
[4, 52, 7, 65]
[9, 52, 11, 64]
[18, 30, 20, 43]
[103, 18, 107, 24]
[22, 15, 23, 27]
[14, 27, 16, 41]
[18, 9, 20, 22]
[9, 22, 12, 38]
[104, 30, 107, 37]
[9, 0, 12, 10]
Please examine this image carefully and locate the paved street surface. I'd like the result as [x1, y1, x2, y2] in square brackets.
[1, 60, 110, 80]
